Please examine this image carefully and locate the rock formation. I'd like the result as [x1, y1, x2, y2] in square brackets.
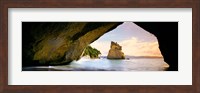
[134, 22, 178, 71]
[107, 41, 125, 59]
[22, 22, 122, 66]
[22, 22, 178, 71]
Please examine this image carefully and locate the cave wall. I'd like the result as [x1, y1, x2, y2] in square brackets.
[134, 22, 178, 71]
[23, 22, 178, 71]
[22, 22, 122, 66]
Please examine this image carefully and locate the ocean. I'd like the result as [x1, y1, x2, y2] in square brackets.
[23, 56, 169, 71]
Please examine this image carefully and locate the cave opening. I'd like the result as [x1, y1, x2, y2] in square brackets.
[22, 22, 178, 71]
[88, 22, 178, 71]
[90, 22, 163, 58]
[87, 22, 169, 71]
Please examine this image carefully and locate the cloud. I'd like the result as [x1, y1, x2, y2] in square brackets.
[90, 41, 110, 56]
[90, 37, 162, 57]
[119, 37, 162, 57]
[90, 22, 162, 57]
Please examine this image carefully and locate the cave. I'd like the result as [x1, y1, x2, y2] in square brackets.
[134, 22, 178, 71]
[22, 22, 178, 71]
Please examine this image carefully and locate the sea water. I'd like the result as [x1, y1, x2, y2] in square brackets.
[23, 57, 169, 71]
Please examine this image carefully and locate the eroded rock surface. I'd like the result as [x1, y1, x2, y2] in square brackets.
[22, 22, 122, 66]
[22, 22, 178, 71]
[107, 41, 125, 59]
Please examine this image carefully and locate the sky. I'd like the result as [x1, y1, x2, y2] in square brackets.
[90, 22, 162, 57]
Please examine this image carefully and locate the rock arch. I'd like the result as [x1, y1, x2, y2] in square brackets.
[22, 22, 178, 71]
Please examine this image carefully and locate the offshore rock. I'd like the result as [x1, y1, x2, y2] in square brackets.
[22, 22, 178, 71]
[107, 41, 125, 59]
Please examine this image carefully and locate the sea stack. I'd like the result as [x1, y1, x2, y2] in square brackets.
[107, 41, 125, 59]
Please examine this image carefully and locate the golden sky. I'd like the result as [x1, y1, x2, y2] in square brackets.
[90, 22, 163, 57]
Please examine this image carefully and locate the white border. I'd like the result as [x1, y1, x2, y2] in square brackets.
[8, 8, 192, 85]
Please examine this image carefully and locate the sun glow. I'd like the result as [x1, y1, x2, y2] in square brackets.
[90, 22, 162, 57]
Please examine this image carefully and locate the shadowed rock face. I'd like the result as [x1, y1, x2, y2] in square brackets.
[134, 22, 178, 71]
[23, 22, 178, 71]
[107, 41, 125, 59]
[22, 22, 122, 66]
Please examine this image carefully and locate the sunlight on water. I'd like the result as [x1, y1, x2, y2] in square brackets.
[23, 57, 169, 71]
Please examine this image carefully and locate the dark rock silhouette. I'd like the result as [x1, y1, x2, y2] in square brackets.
[107, 41, 125, 59]
[134, 22, 178, 71]
[22, 22, 178, 71]
[22, 22, 122, 66]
